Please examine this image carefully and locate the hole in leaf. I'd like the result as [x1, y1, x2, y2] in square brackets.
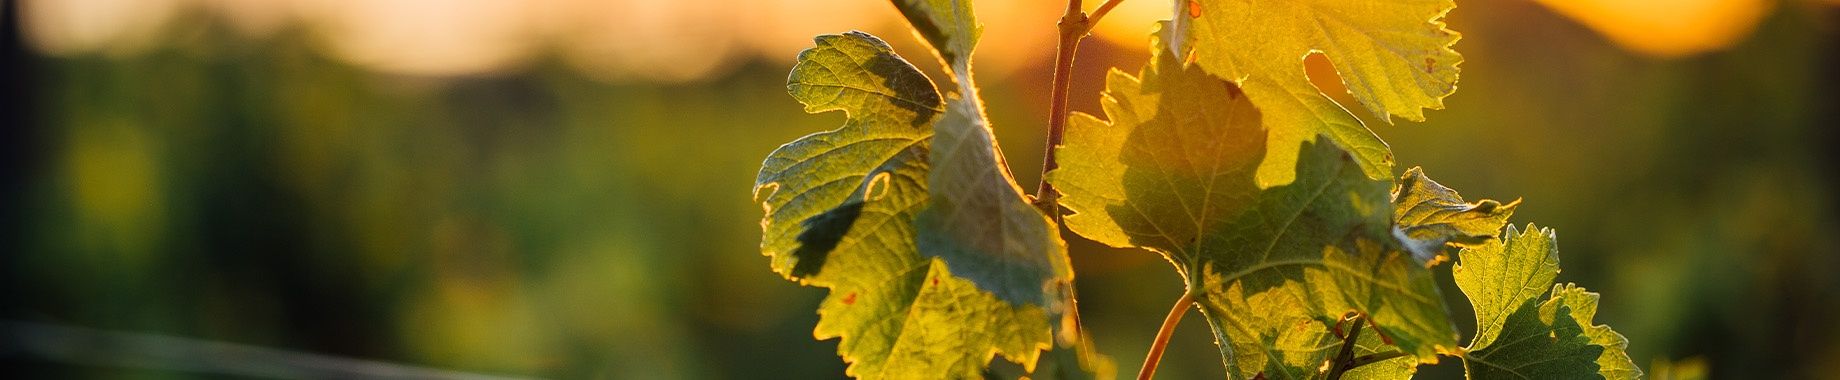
[864, 171, 893, 202]
[1302, 52, 1383, 124]
[1303, 52, 1349, 99]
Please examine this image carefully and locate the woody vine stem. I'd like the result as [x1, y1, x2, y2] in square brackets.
[1029, 0, 1145, 376]
[1033, 0, 1121, 221]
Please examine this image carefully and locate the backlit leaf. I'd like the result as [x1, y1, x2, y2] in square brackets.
[1183, 0, 1462, 123]
[916, 96, 1071, 308]
[1048, 29, 1456, 379]
[985, 337, 1118, 380]
[1174, 0, 1466, 182]
[1454, 225, 1641, 379]
[890, 0, 980, 74]
[896, 0, 1074, 311]
[1391, 167, 1518, 262]
[1343, 329, 1418, 380]
[759, 32, 939, 282]
[754, 31, 1061, 379]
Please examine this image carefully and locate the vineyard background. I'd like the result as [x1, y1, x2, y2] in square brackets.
[3, 0, 1836, 378]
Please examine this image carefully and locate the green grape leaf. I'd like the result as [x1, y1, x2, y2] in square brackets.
[985, 336, 1118, 380]
[1454, 225, 1642, 379]
[1048, 29, 1456, 380]
[758, 32, 940, 282]
[893, 0, 1073, 310]
[1172, 0, 1464, 182]
[891, 0, 979, 75]
[754, 31, 1062, 379]
[1182, 0, 1462, 123]
[1391, 167, 1518, 262]
[1451, 224, 1558, 351]
[917, 95, 1072, 308]
[1343, 328, 1417, 380]
[1236, 72, 1395, 184]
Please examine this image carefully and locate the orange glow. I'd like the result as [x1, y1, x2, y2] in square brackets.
[16, 0, 1086, 81]
[195, 0, 294, 38]
[18, 0, 1782, 77]
[1537, 0, 1772, 58]
[537, 1, 741, 83]
[734, 0, 895, 63]
[21, 0, 182, 56]
[1091, 0, 1169, 50]
[306, 0, 536, 77]
[964, 0, 1061, 79]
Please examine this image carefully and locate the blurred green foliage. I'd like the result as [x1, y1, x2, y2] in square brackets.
[5, 2, 1838, 379]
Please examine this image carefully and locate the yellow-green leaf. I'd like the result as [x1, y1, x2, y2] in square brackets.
[986, 337, 1118, 380]
[1391, 167, 1518, 262]
[892, 0, 1074, 310]
[891, 0, 980, 75]
[1451, 225, 1559, 351]
[1455, 225, 1642, 379]
[754, 31, 1058, 379]
[1174, 0, 1465, 182]
[1048, 29, 1456, 379]
[1343, 330, 1418, 380]
[759, 32, 939, 282]
[917, 96, 1072, 307]
[1183, 0, 1462, 123]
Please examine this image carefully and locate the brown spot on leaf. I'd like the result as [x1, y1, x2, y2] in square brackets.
[1188, 0, 1202, 18]
[931, 276, 939, 286]
[1425, 57, 1436, 73]
[843, 292, 857, 305]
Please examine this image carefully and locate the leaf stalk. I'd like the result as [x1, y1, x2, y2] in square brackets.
[1324, 314, 1407, 380]
[1136, 290, 1194, 380]
[1324, 314, 1368, 380]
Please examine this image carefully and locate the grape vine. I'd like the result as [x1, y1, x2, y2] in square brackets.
[753, 1, 1641, 379]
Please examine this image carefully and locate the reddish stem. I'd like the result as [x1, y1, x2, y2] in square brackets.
[1033, 0, 1125, 222]
[1137, 291, 1194, 380]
